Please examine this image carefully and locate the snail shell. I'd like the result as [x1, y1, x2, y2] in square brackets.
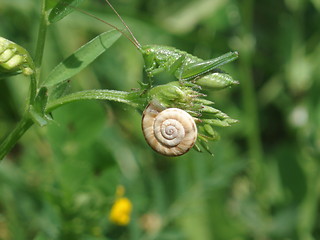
[142, 103, 197, 156]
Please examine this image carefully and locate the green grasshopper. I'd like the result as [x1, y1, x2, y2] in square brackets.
[77, 0, 238, 88]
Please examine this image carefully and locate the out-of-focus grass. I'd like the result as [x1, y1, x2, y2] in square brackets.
[0, 0, 320, 239]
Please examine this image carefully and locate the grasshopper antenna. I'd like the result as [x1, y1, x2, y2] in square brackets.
[69, 5, 141, 49]
[104, 0, 142, 49]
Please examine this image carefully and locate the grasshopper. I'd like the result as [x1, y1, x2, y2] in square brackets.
[76, 0, 238, 88]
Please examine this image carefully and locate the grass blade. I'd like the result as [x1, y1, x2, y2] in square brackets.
[43, 30, 121, 87]
[48, 0, 85, 23]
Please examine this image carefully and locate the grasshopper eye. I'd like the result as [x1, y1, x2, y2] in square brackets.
[143, 47, 154, 55]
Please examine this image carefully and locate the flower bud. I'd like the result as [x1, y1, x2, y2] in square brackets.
[148, 81, 192, 108]
[2, 54, 23, 69]
[0, 49, 16, 62]
[195, 72, 239, 90]
[0, 37, 34, 76]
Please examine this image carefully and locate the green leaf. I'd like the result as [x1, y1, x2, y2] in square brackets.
[48, 80, 71, 101]
[43, 30, 121, 87]
[29, 87, 52, 127]
[29, 106, 48, 127]
[45, 0, 58, 10]
[48, 0, 85, 23]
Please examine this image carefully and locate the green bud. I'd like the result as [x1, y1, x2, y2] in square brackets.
[0, 36, 34, 77]
[196, 73, 239, 90]
[3, 54, 23, 69]
[201, 105, 220, 114]
[0, 39, 9, 54]
[0, 49, 16, 62]
[22, 67, 34, 76]
[148, 81, 195, 108]
[225, 118, 239, 125]
[203, 124, 218, 138]
[195, 98, 214, 105]
[202, 119, 231, 127]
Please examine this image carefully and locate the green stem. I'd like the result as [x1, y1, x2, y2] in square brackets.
[0, 89, 144, 160]
[239, 0, 264, 185]
[34, 0, 48, 86]
[240, 60, 263, 177]
[46, 89, 144, 112]
[28, 74, 38, 106]
[0, 115, 34, 160]
[0, 0, 48, 161]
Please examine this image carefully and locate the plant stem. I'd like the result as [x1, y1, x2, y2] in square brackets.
[0, 115, 34, 160]
[0, 0, 48, 161]
[46, 89, 144, 112]
[239, 0, 264, 185]
[34, 0, 48, 86]
[28, 74, 38, 106]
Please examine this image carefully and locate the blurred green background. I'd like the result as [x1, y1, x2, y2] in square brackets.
[1, 0, 320, 239]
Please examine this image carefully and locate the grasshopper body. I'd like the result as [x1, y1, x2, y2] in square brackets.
[77, 0, 238, 89]
[141, 45, 238, 88]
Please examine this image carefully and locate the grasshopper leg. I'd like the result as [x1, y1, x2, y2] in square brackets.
[180, 51, 238, 80]
[146, 66, 166, 77]
[168, 55, 186, 77]
[146, 54, 186, 80]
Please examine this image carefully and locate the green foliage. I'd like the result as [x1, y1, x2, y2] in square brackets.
[43, 30, 121, 87]
[1, 0, 320, 240]
[48, 0, 85, 23]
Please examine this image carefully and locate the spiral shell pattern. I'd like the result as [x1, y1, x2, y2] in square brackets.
[142, 103, 197, 156]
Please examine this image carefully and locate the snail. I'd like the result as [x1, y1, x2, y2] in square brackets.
[142, 102, 197, 156]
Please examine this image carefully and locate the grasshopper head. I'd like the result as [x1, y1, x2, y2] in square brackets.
[140, 45, 157, 70]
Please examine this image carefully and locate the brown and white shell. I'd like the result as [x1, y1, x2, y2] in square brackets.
[142, 103, 197, 156]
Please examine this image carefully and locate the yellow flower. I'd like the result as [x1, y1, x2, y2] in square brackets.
[109, 186, 132, 226]
[109, 197, 132, 226]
